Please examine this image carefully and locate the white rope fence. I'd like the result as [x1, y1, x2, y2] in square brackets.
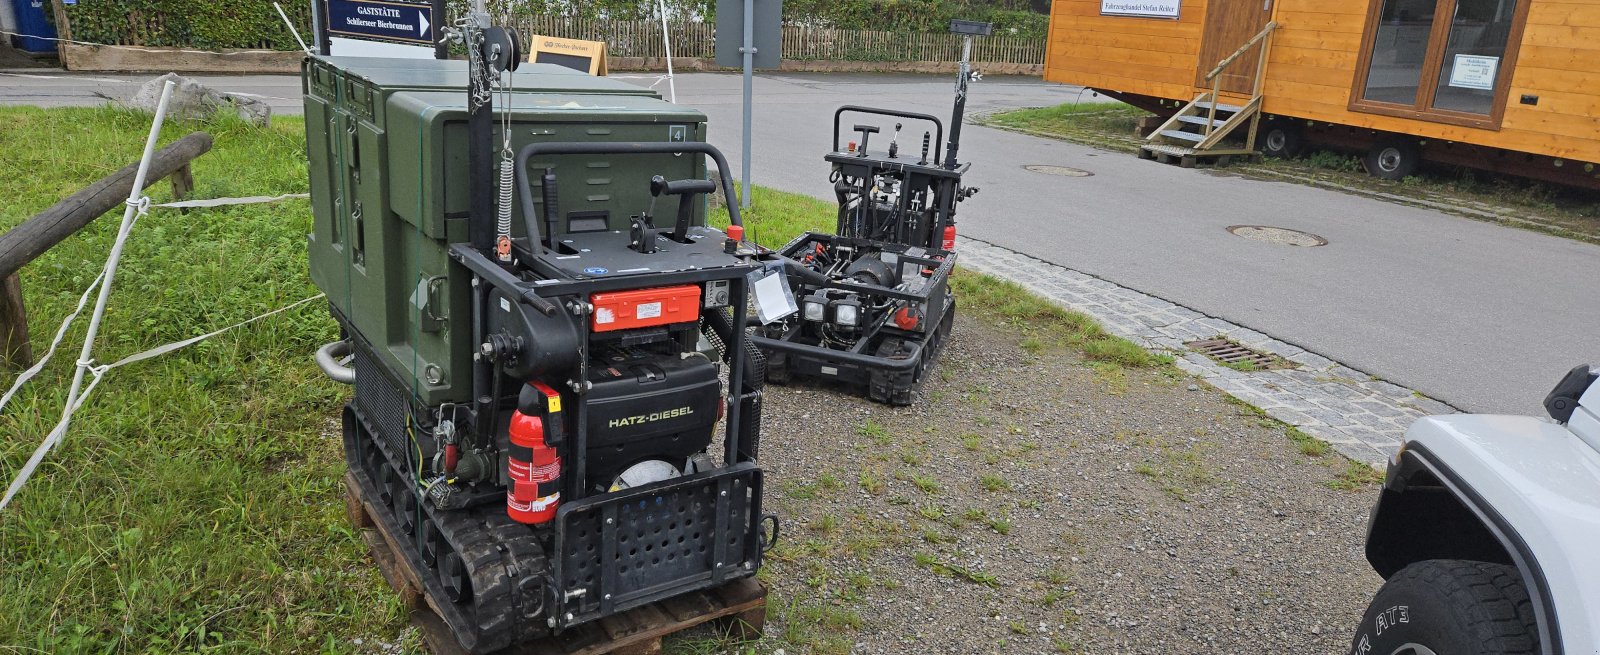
[0, 85, 322, 511]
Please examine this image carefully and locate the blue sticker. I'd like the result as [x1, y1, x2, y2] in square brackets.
[584, 267, 609, 275]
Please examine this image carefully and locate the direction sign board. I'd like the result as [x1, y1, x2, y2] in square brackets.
[327, 0, 435, 45]
[714, 0, 782, 70]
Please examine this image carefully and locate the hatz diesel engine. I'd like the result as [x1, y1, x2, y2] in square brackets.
[751, 21, 990, 405]
[305, 15, 774, 653]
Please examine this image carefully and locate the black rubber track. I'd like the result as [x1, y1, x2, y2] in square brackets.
[869, 295, 955, 406]
[1351, 559, 1540, 655]
[346, 405, 552, 654]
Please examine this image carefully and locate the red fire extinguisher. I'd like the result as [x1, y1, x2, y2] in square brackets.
[942, 224, 957, 252]
[507, 383, 563, 525]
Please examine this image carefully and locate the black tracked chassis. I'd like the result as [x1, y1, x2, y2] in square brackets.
[753, 233, 959, 406]
[749, 68, 980, 407]
[325, 140, 774, 654]
[343, 384, 550, 654]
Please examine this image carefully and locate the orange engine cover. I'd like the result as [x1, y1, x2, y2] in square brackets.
[591, 284, 702, 332]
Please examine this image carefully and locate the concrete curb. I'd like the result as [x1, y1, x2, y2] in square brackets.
[957, 236, 1459, 467]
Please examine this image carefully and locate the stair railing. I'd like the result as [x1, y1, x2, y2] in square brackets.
[1200, 20, 1278, 136]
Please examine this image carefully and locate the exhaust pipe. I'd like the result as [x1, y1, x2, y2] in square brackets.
[316, 340, 356, 385]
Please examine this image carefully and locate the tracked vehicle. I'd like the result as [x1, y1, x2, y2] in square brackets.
[751, 21, 988, 405]
[305, 16, 775, 653]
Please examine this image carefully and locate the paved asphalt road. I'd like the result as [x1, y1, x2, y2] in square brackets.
[4, 68, 1596, 414]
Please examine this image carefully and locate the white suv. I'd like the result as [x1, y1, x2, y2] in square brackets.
[1351, 365, 1600, 655]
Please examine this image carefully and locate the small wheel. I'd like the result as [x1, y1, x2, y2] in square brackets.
[1260, 121, 1305, 159]
[394, 480, 417, 536]
[1349, 560, 1539, 655]
[1365, 137, 1421, 180]
[420, 520, 442, 568]
[440, 551, 472, 603]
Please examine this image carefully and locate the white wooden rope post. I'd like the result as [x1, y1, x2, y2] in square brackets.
[0, 80, 174, 511]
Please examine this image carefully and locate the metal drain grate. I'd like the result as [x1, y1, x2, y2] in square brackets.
[1185, 338, 1292, 370]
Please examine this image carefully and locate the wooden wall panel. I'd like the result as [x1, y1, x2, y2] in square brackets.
[1044, 0, 1600, 162]
[1043, 0, 1207, 100]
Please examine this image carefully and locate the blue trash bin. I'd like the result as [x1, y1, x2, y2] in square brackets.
[10, 0, 59, 54]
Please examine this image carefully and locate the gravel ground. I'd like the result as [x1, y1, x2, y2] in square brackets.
[724, 312, 1385, 654]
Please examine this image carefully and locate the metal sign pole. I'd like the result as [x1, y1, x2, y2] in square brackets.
[658, 0, 676, 103]
[740, 0, 754, 209]
[314, 0, 330, 55]
[433, 0, 447, 59]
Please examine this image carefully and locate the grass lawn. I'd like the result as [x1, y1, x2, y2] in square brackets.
[980, 101, 1147, 153]
[0, 105, 1162, 654]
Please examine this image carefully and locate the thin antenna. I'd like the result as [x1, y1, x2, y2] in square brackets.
[273, 2, 313, 55]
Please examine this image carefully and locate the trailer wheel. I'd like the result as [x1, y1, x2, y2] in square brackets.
[1349, 560, 1539, 655]
[1260, 122, 1304, 159]
[1365, 137, 1421, 180]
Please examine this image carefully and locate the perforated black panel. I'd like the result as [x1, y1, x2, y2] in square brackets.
[353, 343, 409, 457]
[554, 463, 762, 626]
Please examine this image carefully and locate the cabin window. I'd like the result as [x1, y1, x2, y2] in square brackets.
[1360, 0, 1439, 106]
[1351, 0, 1529, 128]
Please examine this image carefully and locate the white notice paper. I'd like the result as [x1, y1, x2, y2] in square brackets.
[1449, 54, 1500, 91]
[750, 267, 798, 325]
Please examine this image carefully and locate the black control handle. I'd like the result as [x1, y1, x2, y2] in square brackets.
[853, 124, 878, 156]
[663, 179, 717, 196]
[541, 168, 559, 250]
[833, 105, 943, 165]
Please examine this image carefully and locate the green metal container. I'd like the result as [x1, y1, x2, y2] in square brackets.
[304, 56, 708, 406]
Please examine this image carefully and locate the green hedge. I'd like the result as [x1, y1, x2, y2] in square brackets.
[64, 0, 313, 49]
[65, 0, 1044, 51]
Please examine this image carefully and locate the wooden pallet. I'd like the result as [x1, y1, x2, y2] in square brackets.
[344, 474, 768, 655]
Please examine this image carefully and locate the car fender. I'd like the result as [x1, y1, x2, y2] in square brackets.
[1367, 414, 1600, 655]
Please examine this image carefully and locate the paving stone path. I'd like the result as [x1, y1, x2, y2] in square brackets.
[958, 237, 1459, 465]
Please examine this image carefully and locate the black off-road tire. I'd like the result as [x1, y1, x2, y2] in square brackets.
[1349, 559, 1540, 655]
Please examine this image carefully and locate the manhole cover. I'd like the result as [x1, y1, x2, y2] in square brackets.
[1024, 164, 1093, 177]
[1226, 225, 1327, 247]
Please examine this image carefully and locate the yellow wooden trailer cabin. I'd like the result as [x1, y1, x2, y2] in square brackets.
[1044, 0, 1600, 188]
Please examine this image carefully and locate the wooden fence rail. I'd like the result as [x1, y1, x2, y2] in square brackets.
[0, 132, 213, 369]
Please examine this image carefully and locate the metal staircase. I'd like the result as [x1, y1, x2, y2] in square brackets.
[1140, 21, 1278, 167]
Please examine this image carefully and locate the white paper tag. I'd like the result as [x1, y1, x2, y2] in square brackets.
[636, 301, 663, 319]
[750, 266, 798, 325]
[595, 307, 615, 324]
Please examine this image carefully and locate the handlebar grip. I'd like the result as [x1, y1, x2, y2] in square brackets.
[663, 179, 718, 196]
[854, 124, 881, 134]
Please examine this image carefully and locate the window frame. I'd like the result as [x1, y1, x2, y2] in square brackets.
[1348, 0, 1533, 131]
